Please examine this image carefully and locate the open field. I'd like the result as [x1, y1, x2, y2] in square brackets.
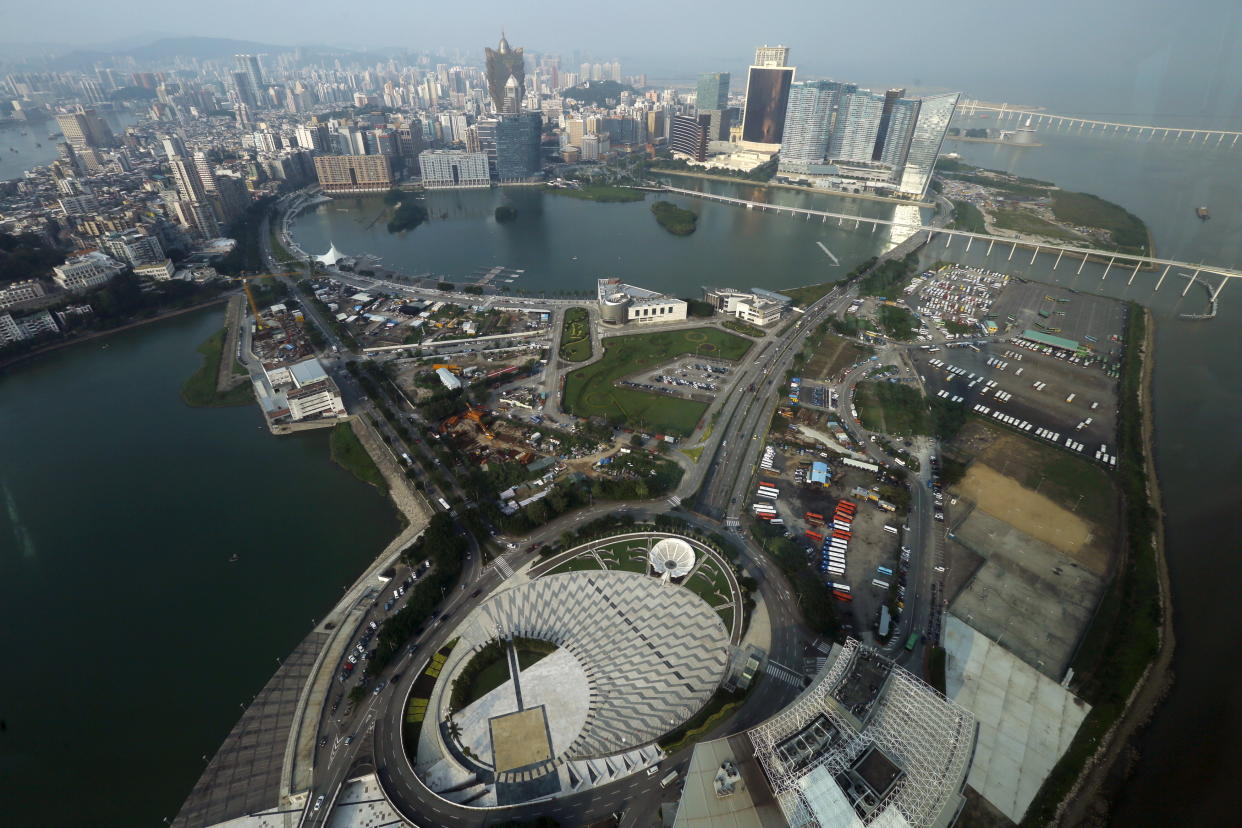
[544, 184, 645, 203]
[805, 333, 867, 381]
[563, 327, 752, 436]
[855, 381, 928, 436]
[781, 281, 836, 307]
[329, 422, 388, 492]
[992, 208, 1081, 242]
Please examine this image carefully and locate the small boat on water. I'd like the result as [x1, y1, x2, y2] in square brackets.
[229, 553, 240, 562]
[1197, 206, 1210, 220]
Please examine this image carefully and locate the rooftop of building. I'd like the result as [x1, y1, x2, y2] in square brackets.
[597, 277, 685, 306]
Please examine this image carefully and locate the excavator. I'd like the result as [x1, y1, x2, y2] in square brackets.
[442, 402, 494, 440]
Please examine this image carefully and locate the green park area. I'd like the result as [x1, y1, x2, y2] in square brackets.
[545, 184, 645, 203]
[329, 422, 388, 492]
[722, 318, 766, 337]
[949, 199, 986, 233]
[563, 327, 751, 436]
[181, 328, 254, 407]
[780, 281, 836, 307]
[559, 307, 593, 362]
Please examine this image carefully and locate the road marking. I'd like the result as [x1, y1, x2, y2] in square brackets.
[765, 660, 805, 688]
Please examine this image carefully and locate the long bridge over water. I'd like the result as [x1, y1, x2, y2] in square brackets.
[956, 100, 1242, 146]
[659, 185, 1239, 302]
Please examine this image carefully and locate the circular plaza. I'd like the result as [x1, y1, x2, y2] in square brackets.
[405, 532, 744, 808]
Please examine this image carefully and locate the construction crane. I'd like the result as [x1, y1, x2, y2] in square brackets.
[229, 272, 299, 331]
[464, 403, 494, 439]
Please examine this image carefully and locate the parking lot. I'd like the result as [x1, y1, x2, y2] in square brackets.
[990, 280, 1126, 362]
[913, 338, 1119, 461]
[906, 264, 1010, 335]
[621, 358, 731, 401]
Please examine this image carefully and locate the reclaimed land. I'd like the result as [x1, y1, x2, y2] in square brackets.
[543, 184, 645, 203]
[563, 327, 751, 436]
[181, 328, 254, 407]
[329, 421, 388, 492]
[1020, 304, 1170, 826]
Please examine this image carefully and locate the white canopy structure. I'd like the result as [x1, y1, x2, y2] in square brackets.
[649, 538, 695, 583]
[316, 243, 345, 267]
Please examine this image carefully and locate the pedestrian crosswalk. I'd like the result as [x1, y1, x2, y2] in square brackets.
[725, 516, 741, 529]
[667, 495, 682, 507]
[495, 557, 514, 579]
[764, 660, 805, 688]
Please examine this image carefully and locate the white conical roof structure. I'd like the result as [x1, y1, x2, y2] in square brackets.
[649, 538, 695, 584]
[316, 243, 345, 266]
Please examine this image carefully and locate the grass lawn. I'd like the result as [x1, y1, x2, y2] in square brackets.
[465, 653, 512, 703]
[722, 318, 767, 338]
[560, 307, 593, 362]
[992, 208, 1082, 242]
[781, 281, 836, 307]
[683, 559, 731, 607]
[545, 184, 646, 203]
[680, 445, 706, 462]
[1050, 190, 1148, 254]
[563, 327, 752, 436]
[854, 381, 930, 436]
[717, 605, 734, 632]
[182, 328, 255, 407]
[329, 422, 388, 492]
[805, 333, 867, 381]
[546, 555, 604, 575]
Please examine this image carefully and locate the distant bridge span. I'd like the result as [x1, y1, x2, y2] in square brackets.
[659, 185, 1239, 301]
[956, 100, 1242, 145]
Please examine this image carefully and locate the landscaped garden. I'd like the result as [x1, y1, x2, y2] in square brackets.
[563, 327, 752, 436]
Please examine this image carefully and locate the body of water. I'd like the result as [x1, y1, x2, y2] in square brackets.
[0, 307, 400, 826]
[291, 184, 927, 297]
[0, 109, 136, 181]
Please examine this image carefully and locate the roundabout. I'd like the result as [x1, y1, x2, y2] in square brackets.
[388, 531, 745, 810]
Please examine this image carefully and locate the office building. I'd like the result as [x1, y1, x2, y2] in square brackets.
[162, 135, 187, 158]
[740, 47, 794, 151]
[485, 34, 525, 114]
[235, 54, 264, 107]
[312, 154, 394, 193]
[872, 88, 907, 161]
[696, 73, 729, 111]
[418, 150, 491, 188]
[295, 124, 328, 152]
[670, 114, 712, 162]
[56, 107, 116, 150]
[879, 97, 920, 168]
[897, 92, 961, 197]
[286, 380, 346, 421]
[703, 286, 789, 327]
[494, 112, 543, 182]
[779, 80, 841, 166]
[53, 251, 123, 292]
[0, 279, 46, 309]
[828, 88, 885, 163]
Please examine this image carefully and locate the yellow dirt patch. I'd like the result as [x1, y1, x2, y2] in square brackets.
[957, 465, 1107, 574]
[490, 706, 552, 772]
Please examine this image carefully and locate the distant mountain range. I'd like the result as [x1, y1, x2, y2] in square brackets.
[0, 36, 352, 70]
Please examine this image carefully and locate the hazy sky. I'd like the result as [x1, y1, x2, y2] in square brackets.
[2, 0, 1241, 118]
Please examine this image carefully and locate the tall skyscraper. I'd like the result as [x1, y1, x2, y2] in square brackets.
[879, 98, 920, 169]
[696, 73, 730, 111]
[493, 112, 543, 182]
[193, 151, 219, 195]
[485, 34, 525, 113]
[897, 92, 960, 197]
[56, 108, 115, 151]
[740, 61, 795, 150]
[871, 88, 907, 161]
[234, 55, 264, 106]
[779, 81, 840, 165]
[828, 89, 884, 163]
[169, 156, 206, 203]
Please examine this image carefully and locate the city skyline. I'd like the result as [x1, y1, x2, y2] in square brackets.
[2, 0, 1241, 117]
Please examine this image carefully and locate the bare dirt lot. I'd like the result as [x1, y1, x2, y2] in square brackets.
[956, 465, 1105, 574]
[805, 333, 868, 381]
